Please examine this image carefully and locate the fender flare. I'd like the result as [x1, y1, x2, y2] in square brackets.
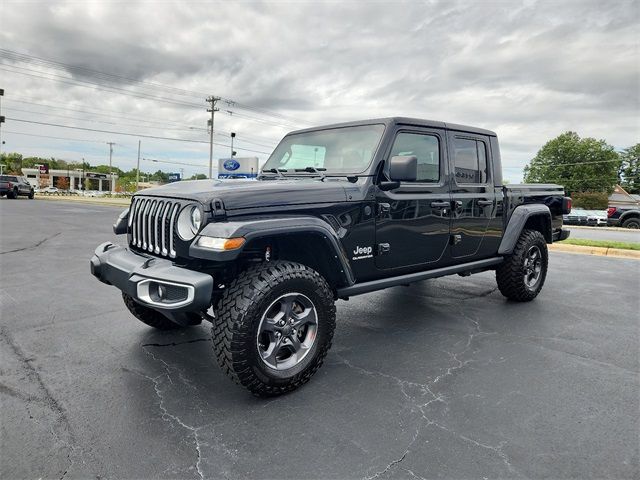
[619, 210, 640, 223]
[498, 204, 552, 255]
[190, 215, 355, 287]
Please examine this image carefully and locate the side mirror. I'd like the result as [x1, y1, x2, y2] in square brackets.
[389, 155, 417, 182]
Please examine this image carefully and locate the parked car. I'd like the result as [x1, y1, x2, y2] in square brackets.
[0, 175, 35, 199]
[607, 205, 640, 228]
[91, 117, 571, 396]
[585, 210, 607, 226]
[563, 208, 588, 225]
[42, 186, 60, 194]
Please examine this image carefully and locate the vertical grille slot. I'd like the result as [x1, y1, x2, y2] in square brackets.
[128, 197, 183, 258]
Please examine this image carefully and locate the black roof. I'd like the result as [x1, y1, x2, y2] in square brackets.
[289, 117, 497, 137]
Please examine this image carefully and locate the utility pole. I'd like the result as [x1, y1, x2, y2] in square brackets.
[107, 141, 115, 192]
[0, 88, 4, 158]
[136, 140, 141, 191]
[206, 96, 220, 179]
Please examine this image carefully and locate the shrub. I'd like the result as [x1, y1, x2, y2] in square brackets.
[571, 191, 609, 209]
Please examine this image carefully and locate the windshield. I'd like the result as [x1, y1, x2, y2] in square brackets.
[262, 124, 385, 175]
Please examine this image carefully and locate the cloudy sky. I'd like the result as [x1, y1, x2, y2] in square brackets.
[0, 0, 638, 180]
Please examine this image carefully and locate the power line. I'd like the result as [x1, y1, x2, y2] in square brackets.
[3, 129, 108, 144]
[4, 97, 281, 146]
[0, 48, 310, 125]
[5, 117, 272, 155]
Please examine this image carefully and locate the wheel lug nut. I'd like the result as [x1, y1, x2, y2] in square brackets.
[289, 319, 294, 325]
[276, 332, 281, 338]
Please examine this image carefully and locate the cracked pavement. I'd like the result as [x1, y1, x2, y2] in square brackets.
[1, 199, 639, 479]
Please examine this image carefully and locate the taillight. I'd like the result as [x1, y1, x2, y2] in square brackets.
[562, 197, 572, 214]
[607, 207, 617, 218]
[7, 182, 12, 189]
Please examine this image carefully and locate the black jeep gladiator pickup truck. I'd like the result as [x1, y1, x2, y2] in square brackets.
[91, 117, 571, 396]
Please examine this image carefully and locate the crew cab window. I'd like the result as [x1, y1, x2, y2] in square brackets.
[453, 137, 488, 184]
[389, 133, 440, 182]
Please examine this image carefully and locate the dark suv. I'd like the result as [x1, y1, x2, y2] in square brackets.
[91, 117, 571, 396]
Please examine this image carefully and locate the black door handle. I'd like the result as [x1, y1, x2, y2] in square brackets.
[430, 201, 450, 209]
[477, 200, 493, 207]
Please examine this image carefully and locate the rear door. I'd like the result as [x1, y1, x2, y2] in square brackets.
[375, 128, 452, 270]
[447, 132, 497, 259]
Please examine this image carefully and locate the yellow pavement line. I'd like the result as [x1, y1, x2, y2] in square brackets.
[549, 243, 640, 259]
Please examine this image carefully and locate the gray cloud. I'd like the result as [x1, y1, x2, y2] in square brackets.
[0, 0, 637, 180]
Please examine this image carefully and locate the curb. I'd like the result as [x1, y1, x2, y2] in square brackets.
[549, 243, 640, 259]
[568, 225, 638, 233]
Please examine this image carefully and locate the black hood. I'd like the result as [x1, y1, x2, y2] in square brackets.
[136, 178, 349, 210]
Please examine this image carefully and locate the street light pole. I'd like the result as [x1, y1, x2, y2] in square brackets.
[231, 132, 236, 159]
[107, 142, 115, 192]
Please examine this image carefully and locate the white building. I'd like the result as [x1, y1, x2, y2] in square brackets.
[21, 168, 118, 192]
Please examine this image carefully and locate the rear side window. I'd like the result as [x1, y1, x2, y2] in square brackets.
[453, 137, 489, 184]
[389, 132, 440, 182]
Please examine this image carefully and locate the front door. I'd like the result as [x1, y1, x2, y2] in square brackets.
[447, 133, 497, 259]
[375, 129, 452, 270]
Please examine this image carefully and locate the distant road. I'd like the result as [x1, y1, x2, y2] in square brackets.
[568, 226, 640, 243]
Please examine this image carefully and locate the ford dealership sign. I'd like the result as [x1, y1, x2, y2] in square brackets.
[223, 159, 240, 171]
[218, 157, 259, 179]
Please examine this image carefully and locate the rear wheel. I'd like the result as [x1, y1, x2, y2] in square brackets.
[28, 190, 34, 199]
[622, 218, 640, 229]
[496, 229, 548, 302]
[213, 261, 336, 397]
[8, 188, 18, 199]
[122, 292, 184, 330]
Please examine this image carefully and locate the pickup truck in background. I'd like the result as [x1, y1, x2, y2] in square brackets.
[0, 175, 35, 199]
[91, 117, 572, 396]
[607, 205, 640, 228]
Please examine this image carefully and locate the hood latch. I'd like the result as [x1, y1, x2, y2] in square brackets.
[211, 198, 227, 221]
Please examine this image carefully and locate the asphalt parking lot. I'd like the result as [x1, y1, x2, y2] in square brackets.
[1, 199, 639, 480]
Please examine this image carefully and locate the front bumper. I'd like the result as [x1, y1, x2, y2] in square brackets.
[90, 242, 213, 313]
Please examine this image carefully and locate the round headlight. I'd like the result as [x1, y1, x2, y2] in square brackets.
[177, 205, 202, 240]
[191, 207, 201, 231]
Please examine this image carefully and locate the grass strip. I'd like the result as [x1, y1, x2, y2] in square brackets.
[559, 238, 640, 251]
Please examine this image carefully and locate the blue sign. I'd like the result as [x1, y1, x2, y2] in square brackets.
[168, 173, 181, 182]
[223, 159, 241, 171]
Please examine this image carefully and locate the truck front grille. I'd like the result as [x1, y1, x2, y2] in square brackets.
[128, 197, 181, 258]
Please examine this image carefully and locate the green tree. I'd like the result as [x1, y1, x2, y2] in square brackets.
[0, 152, 24, 174]
[523, 132, 620, 193]
[190, 174, 207, 180]
[618, 144, 640, 194]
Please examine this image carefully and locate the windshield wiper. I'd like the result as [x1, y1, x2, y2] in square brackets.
[294, 166, 327, 180]
[263, 168, 288, 178]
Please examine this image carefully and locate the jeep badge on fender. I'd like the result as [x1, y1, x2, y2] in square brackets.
[91, 117, 571, 397]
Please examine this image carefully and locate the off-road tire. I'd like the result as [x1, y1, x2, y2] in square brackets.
[622, 217, 640, 229]
[496, 229, 548, 302]
[213, 261, 336, 397]
[122, 292, 182, 330]
[28, 190, 34, 199]
[8, 189, 18, 199]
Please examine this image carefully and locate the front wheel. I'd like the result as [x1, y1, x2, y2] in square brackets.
[213, 261, 336, 397]
[496, 229, 548, 302]
[622, 218, 640, 229]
